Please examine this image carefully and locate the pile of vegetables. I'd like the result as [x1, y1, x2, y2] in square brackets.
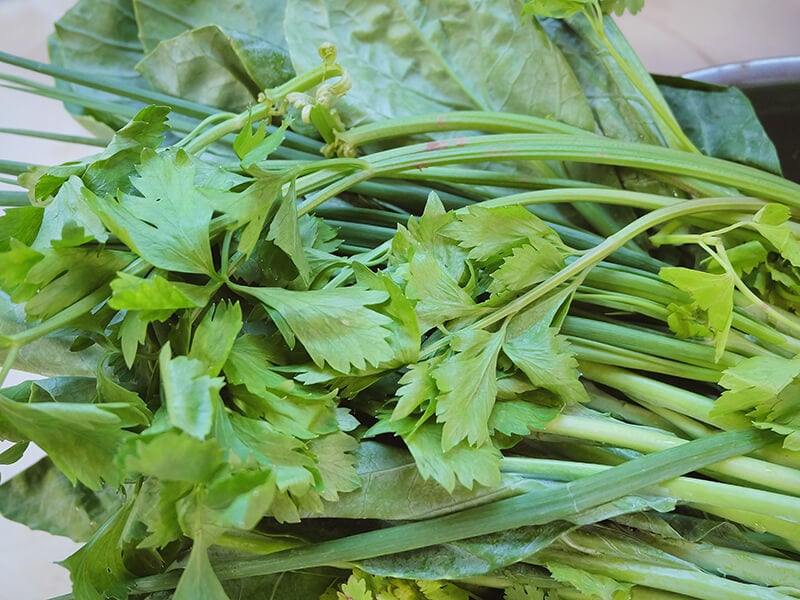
[2, 0, 800, 598]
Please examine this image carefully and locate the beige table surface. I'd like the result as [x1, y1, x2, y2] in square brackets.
[1, 1, 799, 597]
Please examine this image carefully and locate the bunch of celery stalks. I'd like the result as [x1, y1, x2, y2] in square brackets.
[2, 1, 800, 599]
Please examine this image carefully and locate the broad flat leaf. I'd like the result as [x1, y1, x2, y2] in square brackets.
[284, 0, 595, 128]
[232, 284, 394, 373]
[85, 148, 216, 274]
[136, 26, 269, 111]
[62, 500, 136, 600]
[133, 0, 289, 54]
[403, 423, 502, 492]
[0, 457, 123, 542]
[362, 521, 572, 580]
[503, 291, 588, 404]
[319, 442, 532, 520]
[660, 267, 735, 361]
[433, 328, 506, 450]
[543, 16, 665, 146]
[160, 343, 225, 439]
[659, 78, 782, 175]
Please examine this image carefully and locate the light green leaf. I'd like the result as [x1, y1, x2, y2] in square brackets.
[160, 343, 225, 439]
[265, 183, 311, 287]
[714, 355, 800, 450]
[404, 423, 502, 492]
[109, 271, 213, 320]
[223, 334, 339, 438]
[751, 203, 800, 267]
[660, 267, 735, 361]
[488, 240, 567, 295]
[32, 176, 108, 248]
[443, 205, 563, 264]
[546, 562, 633, 599]
[522, 0, 591, 19]
[504, 585, 546, 600]
[122, 429, 225, 483]
[489, 396, 563, 437]
[173, 533, 230, 600]
[0, 241, 133, 321]
[188, 301, 243, 376]
[433, 328, 506, 450]
[406, 252, 481, 331]
[503, 291, 588, 404]
[285, 0, 594, 129]
[391, 361, 438, 421]
[232, 283, 394, 373]
[0, 379, 147, 489]
[85, 148, 216, 274]
[0, 206, 43, 251]
[307, 431, 360, 502]
[354, 263, 421, 366]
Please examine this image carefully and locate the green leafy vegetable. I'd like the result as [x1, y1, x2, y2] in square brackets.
[4, 1, 800, 598]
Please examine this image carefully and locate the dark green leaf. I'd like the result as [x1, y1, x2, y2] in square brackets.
[0, 457, 123, 542]
[61, 499, 136, 600]
[136, 26, 258, 111]
[50, 0, 147, 133]
[659, 78, 782, 175]
[133, 0, 289, 54]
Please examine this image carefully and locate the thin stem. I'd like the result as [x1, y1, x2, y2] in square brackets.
[338, 110, 592, 149]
